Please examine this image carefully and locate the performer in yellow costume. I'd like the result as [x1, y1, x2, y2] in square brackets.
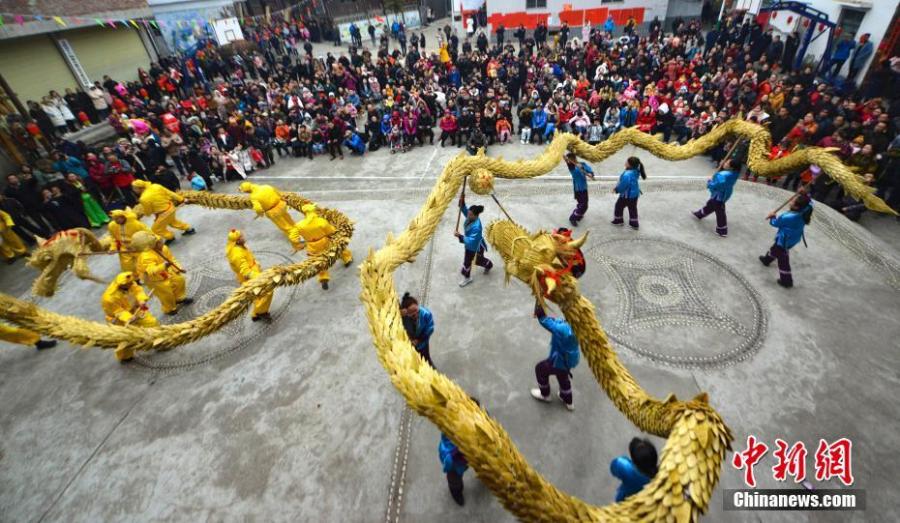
[131, 231, 192, 315]
[289, 203, 352, 290]
[226, 229, 273, 322]
[101, 272, 157, 361]
[0, 322, 56, 350]
[238, 182, 303, 250]
[131, 180, 195, 242]
[107, 208, 150, 272]
[1, 209, 28, 262]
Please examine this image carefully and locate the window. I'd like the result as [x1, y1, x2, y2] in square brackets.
[601, 0, 624, 3]
[526, 0, 547, 9]
[837, 8, 866, 41]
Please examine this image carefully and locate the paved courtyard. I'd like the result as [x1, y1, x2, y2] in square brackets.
[1, 141, 899, 522]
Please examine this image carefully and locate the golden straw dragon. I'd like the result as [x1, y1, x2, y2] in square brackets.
[359, 119, 892, 522]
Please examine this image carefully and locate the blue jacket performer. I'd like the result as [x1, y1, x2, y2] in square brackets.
[693, 159, 740, 237]
[565, 152, 595, 227]
[455, 194, 493, 287]
[759, 193, 813, 288]
[400, 292, 435, 367]
[612, 156, 647, 229]
[530, 299, 581, 411]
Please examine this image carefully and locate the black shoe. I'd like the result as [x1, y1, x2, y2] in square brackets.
[35, 339, 57, 350]
[182, 228, 196, 236]
[321, 281, 329, 290]
[253, 312, 272, 323]
[759, 255, 772, 267]
[569, 217, 578, 227]
[177, 297, 194, 305]
[165, 309, 180, 316]
[777, 279, 793, 288]
[165, 238, 175, 245]
[611, 220, 623, 226]
[629, 223, 639, 230]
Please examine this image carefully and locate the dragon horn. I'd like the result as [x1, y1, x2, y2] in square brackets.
[567, 231, 589, 250]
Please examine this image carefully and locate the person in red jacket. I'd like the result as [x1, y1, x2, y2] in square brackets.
[636, 106, 657, 133]
[105, 154, 136, 205]
[439, 111, 458, 147]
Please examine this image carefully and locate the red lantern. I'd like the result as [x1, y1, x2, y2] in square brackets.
[818, 23, 825, 32]
[772, 12, 777, 19]
[786, 16, 793, 24]
[802, 19, 810, 27]
[835, 27, 843, 36]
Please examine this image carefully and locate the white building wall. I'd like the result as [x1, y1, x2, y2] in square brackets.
[764, 0, 894, 78]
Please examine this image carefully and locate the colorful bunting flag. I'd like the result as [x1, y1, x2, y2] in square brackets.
[53, 16, 66, 27]
[0, 15, 4, 27]
[129, 19, 139, 29]
[14, 15, 25, 25]
[95, 18, 105, 27]
[35, 15, 44, 21]
[107, 19, 116, 28]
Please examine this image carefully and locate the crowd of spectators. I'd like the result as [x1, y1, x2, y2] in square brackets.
[3, 11, 899, 249]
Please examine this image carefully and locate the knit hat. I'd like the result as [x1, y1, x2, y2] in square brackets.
[115, 272, 135, 286]
[228, 229, 242, 242]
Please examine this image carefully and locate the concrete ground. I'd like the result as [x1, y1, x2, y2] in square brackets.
[2, 136, 899, 523]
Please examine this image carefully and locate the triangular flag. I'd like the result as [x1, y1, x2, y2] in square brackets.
[95, 18, 105, 27]
[0, 15, 4, 27]
[150, 20, 159, 29]
[129, 19, 139, 29]
[15, 15, 25, 25]
[119, 19, 127, 27]
[107, 19, 117, 28]
[53, 16, 66, 27]
[35, 15, 44, 21]
[141, 19, 149, 27]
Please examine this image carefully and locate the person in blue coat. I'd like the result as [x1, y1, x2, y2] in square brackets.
[343, 130, 366, 155]
[530, 299, 580, 411]
[438, 398, 482, 506]
[610, 438, 658, 502]
[759, 193, 813, 288]
[693, 159, 740, 237]
[400, 292, 435, 367]
[438, 433, 468, 505]
[565, 152, 595, 226]
[612, 156, 646, 229]
[455, 194, 493, 287]
[531, 106, 548, 144]
[828, 35, 855, 77]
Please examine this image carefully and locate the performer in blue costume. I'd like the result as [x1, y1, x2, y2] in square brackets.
[759, 193, 813, 288]
[455, 193, 493, 287]
[565, 152, 595, 227]
[693, 159, 740, 237]
[611, 156, 647, 229]
[400, 292, 435, 367]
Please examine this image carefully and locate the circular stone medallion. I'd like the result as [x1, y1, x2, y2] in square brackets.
[587, 237, 766, 368]
[133, 250, 299, 371]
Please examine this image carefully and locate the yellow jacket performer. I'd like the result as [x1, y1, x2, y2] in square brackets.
[101, 272, 157, 361]
[131, 180, 196, 242]
[131, 231, 193, 315]
[226, 229, 273, 322]
[1, 210, 28, 262]
[107, 208, 150, 272]
[0, 322, 57, 350]
[238, 182, 303, 250]
[289, 203, 352, 290]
